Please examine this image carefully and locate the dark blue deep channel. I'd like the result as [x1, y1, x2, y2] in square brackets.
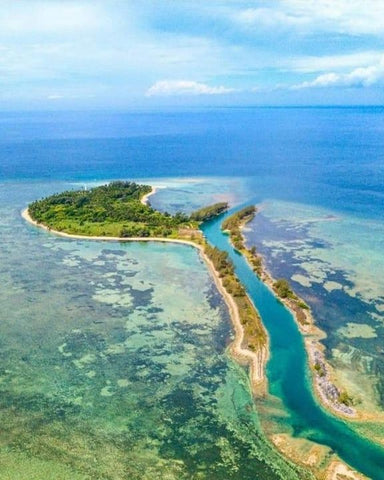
[202, 209, 384, 480]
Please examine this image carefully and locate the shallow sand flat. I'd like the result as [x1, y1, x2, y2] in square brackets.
[14, 196, 305, 479]
[244, 199, 384, 419]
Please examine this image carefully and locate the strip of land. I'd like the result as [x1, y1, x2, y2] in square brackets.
[22, 184, 372, 479]
[140, 186, 157, 206]
[140, 188, 268, 391]
[271, 434, 368, 480]
[222, 206, 360, 418]
[221, 207, 380, 478]
[22, 187, 268, 393]
[23, 181, 374, 417]
[226, 207, 384, 425]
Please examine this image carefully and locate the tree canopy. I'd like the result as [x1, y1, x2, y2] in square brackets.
[190, 202, 228, 222]
[28, 181, 228, 238]
[29, 181, 193, 238]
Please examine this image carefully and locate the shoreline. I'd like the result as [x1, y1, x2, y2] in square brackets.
[140, 186, 157, 206]
[22, 206, 268, 392]
[259, 250, 384, 423]
[239, 213, 384, 423]
[21, 193, 372, 478]
[218, 208, 381, 478]
[261, 259, 356, 418]
[235, 215, 358, 419]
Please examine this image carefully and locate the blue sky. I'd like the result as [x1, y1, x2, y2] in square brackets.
[1, 0, 384, 108]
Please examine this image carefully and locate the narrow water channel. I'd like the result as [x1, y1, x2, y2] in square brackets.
[202, 209, 384, 480]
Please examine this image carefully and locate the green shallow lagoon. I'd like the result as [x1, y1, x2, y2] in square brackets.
[0, 183, 307, 479]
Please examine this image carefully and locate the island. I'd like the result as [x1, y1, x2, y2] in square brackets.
[23, 180, 373, 479]
[24, 181, 362, 416]
[23, 181, 268, 392]
[24, 181, 359, 412]
[28, 181, 198, 239]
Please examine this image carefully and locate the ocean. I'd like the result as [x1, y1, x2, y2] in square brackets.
[1, 107, 384, 478]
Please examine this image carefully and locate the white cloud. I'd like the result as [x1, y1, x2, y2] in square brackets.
[234, 0, 384, 35]
[288, 51, 384, 73]
[236, 7, 305, 30]
[0, 2, 251, 90]
[1, 0, 384, 106]
[146, 80, 236, 97]
[0, 1, 105, 36]
[0, 1, 240, 101]
[293, 57, 384, 89]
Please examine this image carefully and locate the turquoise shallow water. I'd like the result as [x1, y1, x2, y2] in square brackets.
[152, 177, 384, 416]
[244, 200, 384, 414]
[202, 211, 384, 480]
[2, 107, 384, 478]
[0, 182, 307, 479]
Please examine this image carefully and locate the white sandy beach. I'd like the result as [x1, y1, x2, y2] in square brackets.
[22, 205, 267, 389]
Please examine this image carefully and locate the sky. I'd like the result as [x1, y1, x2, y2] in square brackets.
[1, 0, 384, 108]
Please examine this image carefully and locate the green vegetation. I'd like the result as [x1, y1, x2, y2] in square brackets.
[338, 391, 354, 407]
[221, 205, 262, 275]
[28, 181, 200, 239]
[190, 202, 228, 222]
[248, 253, 263, 276]
[204, 244, 267, 352]
[205, 245, 244, 296]
[29, 184, 267, 352]
[272, 279, 312, 326]
[221, 206, 312, 329]
[222, 205, 256, 232]
[273, 279, 295, 299]
[313, 363, 325, 377]
[297, 301, 309, 310]
[222, 205, 256, 251]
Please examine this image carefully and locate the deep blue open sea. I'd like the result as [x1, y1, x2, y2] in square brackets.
[1, 107, 383, 221]
[1, 108, 384, 479]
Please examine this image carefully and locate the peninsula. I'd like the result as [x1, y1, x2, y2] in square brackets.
[221, 205, 357, 418]
[24, 181, 268, 391]
[25, 181, 365, 414]
[23, 181, 374, 479]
